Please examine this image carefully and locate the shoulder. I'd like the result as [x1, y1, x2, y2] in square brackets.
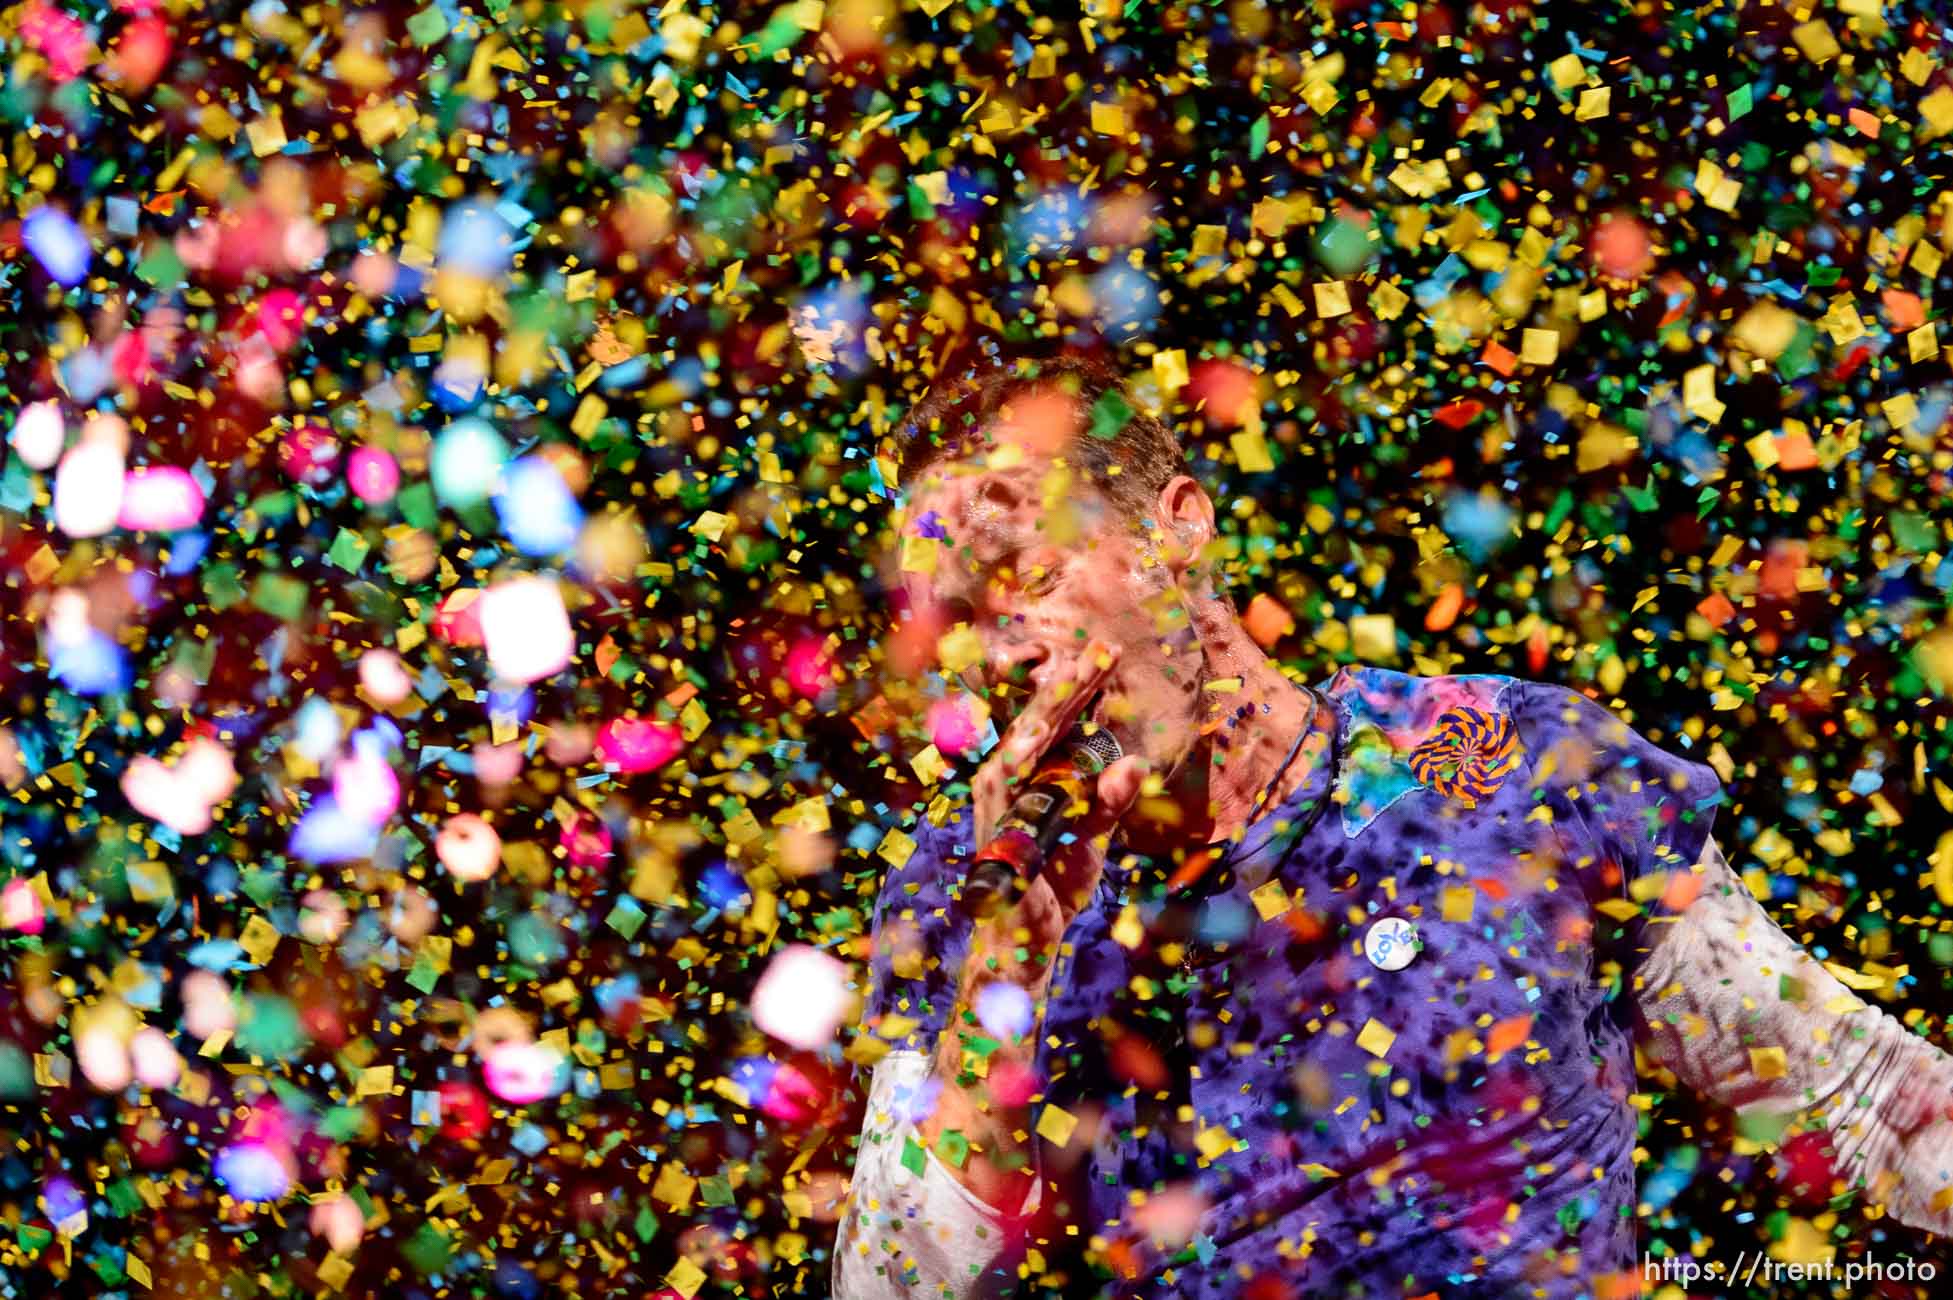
[1316, 664, 1524, 740]
[1310, 666, 1531, 834]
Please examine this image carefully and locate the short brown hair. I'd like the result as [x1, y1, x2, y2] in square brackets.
[892, 352, 1185, 523]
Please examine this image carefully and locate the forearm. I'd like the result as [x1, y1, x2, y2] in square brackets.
[1634, 837, 1953, 1232]
[917, 920, 1055, 1212]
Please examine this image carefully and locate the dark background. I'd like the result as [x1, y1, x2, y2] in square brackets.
[1, 0, 1950, 1295]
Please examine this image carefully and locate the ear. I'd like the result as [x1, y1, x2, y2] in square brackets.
[1156, 474, 1216, 578]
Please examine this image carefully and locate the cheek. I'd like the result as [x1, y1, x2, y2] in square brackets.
[1067, 553, 1172, 636]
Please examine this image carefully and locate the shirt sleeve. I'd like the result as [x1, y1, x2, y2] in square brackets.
[1506, 680, 1725, 967]
[831, 1050, 1041, 1299]
[858, 805, 980, 1053]
[833, 806, 1042, 1298]
[1633, 836, 1953, 1233]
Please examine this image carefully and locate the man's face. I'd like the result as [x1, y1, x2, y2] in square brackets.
[894, 395, 1208, 775]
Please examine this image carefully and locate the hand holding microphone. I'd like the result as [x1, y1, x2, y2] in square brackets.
[963, 639, 1149, 972]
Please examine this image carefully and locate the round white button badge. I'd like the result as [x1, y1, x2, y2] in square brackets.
[1365, 917, 1419, 971]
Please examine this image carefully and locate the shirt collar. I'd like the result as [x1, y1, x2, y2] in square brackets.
[1104, 682, 1344, 900]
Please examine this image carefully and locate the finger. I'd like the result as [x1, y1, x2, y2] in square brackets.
[999, 638, 1120, 770]
[975, 640, 1120, 839]
[1043, 754, 1150, 911]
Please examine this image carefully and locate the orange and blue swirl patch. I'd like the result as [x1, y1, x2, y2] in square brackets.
[1408, 707, 1522, 806]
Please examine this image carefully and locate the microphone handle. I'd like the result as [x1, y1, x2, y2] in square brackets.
[962, 771, 1087, 920]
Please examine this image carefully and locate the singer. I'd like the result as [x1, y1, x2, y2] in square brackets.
[832, 354, 1953, 1299]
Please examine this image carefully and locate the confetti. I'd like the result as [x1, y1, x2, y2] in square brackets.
[0, 2, 1941, 1294]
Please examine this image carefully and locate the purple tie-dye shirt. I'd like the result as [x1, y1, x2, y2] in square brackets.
[848, 668, 1725, 1298]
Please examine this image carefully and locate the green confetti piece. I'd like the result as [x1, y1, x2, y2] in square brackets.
[1728, 84, 1752, 120]
[319, 1106, 367, 1142]
[1734, 1107, 1791, 1145]
[605, 897, 647, 938]
[405, 953, 440, 994]
[899, 1135, 927, 1178]
[1249, 115, 1270, 157]
[1089, 388, 1132, 440]
[135, 242, 184, 290]
[203, 563, 246, 611]
[328, 527, 370, 573]
[1622, 481, 1658, 513]
[406, 7, 450, 46]
[934, 1129, 969, 1169]
[249, 572, 308, 622]
[396, 481, 438, 530]
[402, 1222, 453, 1276]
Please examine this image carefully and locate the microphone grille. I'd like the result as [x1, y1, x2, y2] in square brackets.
[1066, 726, 1123, 773]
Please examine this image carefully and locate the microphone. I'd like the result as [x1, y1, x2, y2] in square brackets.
[963, 725, 1124, 920]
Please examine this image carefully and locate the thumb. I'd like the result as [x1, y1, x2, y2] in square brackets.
[1043, 755, 1150, 915]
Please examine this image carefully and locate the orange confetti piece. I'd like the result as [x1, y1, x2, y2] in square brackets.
[1486, 1014, 1534, 1058]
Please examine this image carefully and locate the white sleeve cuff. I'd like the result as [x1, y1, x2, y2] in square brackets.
[831, 1050, 1040, 1298]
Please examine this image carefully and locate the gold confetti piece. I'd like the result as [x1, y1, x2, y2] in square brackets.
[1823, 961, 1888, 991]
[23, 545, 57, 584]
[1367, 281, 1407, 322]
[1921, 86, 1953, 139]
[1250, 879, 1292, 921]
[652, 1163, 697, 1210]
[1152, 348, 1188, 393]
[693, 511, 730, 542]
[239, 915, 279, 965]
[1349, 613, 1396, 662]
[1229, 429, 1274, 473]
[246, 112, 287, 157]
[1595, 897, 1643, 921]
[127, 861, 174, 904]
[910, 744, 949, 786]
[199, 1030, 231, 1059]
[876, 828, 917, 869]
[1928, 829, 1953, 907]
[1355, 1018, 1396, 1058]
[1682, 363, 1725, 423]
[1548, 53, 1588, 91]
[936, 623, 984, 674]
[1111, 904, 1144, 948]
[1036, 1104, 1078, 1147]
[1194, 1125, 1239, 1160]
[1313, 281, 1352, 317]
[899, 535, 938, 574]
[1575, 87, 1611, 121]
[1749, 1046, 1788, 1080]
[1791, 19, 1840, 64]
[1387, 160, 1450, 198]
[1521, 328, 1559, 365]
[1090, 102, 1127, 135]
[1441, 884, 1476, 923]
[665, 1257, 707, 1299]
[356, 1065, 394, 1097]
